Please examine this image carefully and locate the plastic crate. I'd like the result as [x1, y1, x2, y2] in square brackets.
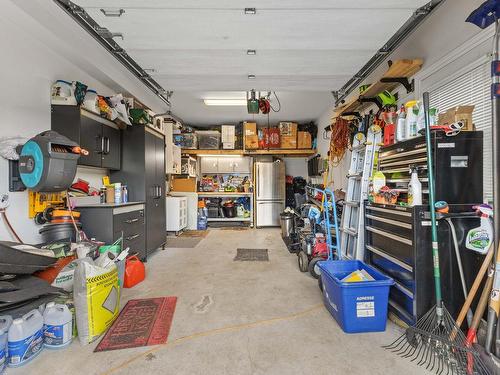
[318, 260, 394, 333]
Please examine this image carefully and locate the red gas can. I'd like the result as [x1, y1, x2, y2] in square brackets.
[123, 255, 145, 288]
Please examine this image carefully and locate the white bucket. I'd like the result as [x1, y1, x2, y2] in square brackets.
[7, 310, 44, 367]
[43, 302, 72, 349]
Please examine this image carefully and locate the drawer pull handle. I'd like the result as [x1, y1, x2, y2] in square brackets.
[366, 206, 412, 217]
[125, 234, 140, 241]
[366, 245, 413, 272]
[366, 214, 412, 229]
[125, 218, 139, 224]
[366, 226, 413, 246]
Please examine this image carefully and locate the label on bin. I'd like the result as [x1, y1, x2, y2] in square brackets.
[356, 297, 375, 318]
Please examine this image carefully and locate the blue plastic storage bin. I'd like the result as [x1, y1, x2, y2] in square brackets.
[318, 260, 394, 333]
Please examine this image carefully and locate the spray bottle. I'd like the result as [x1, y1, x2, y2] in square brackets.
[407, 166, 422, 206]
[466, 204, 493, 254]
[396, 105, 406, 142]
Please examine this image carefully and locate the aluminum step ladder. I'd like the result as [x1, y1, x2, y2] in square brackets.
[340, 126, 382, 260]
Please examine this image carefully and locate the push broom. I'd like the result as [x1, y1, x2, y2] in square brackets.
[385, 92, 490, 374]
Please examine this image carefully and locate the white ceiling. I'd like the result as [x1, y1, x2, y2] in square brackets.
[75, 0, 429, 125]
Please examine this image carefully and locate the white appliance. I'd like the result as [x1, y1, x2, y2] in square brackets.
[255, 160, 285, 227]
[169, 192, 199, 230]
[166, 196, 187, 232]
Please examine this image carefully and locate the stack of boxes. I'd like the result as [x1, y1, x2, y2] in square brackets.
[244, 121, 312, 150]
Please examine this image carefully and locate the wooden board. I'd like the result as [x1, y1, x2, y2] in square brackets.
[334, 58, 424, 117]
[182, 148, 316, 157]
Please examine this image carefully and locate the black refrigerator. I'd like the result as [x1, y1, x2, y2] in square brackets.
[112, 125, 166, 258]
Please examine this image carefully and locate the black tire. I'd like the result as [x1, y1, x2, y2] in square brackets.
[308, 257, 323, 279]
[318, 276, 323, 292]
[298, 251, 309, 272]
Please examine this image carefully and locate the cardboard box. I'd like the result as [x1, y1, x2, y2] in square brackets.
[221, 125, 236, 149]
[245, 135, 259, 149]
[244, 122, 257, 136]
[171, 177, 197, 192]
[297, 131, 312, 149]
[438, 105, 475, 131]
[279, 122, 297, 149]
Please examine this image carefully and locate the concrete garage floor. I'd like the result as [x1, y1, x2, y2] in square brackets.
[12, 229, 424, 375]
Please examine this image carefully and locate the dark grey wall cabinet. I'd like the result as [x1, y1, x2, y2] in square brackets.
[51, 105, 121, 170]
[111, 126, 166, 258]
[78, 203, 146, 260]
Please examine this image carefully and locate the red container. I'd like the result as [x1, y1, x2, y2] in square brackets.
[123, 255, 146, 288]
[383, 124, 395, 146]
[268, 127, 280, 148]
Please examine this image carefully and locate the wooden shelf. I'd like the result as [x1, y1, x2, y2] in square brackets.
[207, 217, 251, 222]
[182, 149, 316, 157]
[334, 59, 424, 118]
[244, 149, 316, 157]
[182, 149, 244, 155]
[198, 192, 252, 196]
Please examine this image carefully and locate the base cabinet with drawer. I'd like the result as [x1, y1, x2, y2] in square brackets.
[364, 202, 484, 326]
[78, 203, 147, 260]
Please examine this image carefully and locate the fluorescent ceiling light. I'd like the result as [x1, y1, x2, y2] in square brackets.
[248, 74, 256, 79]
[247, 49, 256, 55]
[204, 99, 247, 106]
[244, 8, 256, 14]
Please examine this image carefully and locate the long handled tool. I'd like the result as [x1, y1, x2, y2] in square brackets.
[466, 0, 500, 358]
[385, 92, 490, 374]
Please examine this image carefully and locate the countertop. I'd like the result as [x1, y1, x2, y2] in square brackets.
[75, 201, 145, 208]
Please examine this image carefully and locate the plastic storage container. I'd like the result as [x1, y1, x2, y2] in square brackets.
[318, 260, 394, 333]
[8, 310, 44, 367]
[0, 316, 12, 373]
[196, 131, 221, 149]
[82, 89, 98, 113]
[43, 302, 72, 349]
[173, 133, 198, 149]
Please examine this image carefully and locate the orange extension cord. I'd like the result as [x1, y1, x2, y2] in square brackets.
[329, 117, 350, 166]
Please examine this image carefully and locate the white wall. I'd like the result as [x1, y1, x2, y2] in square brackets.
[0, 1, 167, 244]
[314, 0, 487, 192]
[283, 157, 308, 178]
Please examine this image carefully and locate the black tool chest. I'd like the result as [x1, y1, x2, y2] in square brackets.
[378, 131, 483, 204]
[365, 203, 483, 325]
[365, 131, 485, 325]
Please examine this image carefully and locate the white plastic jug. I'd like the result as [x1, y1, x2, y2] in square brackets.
[0, 316, 12, 374]
[7, 310, 44, 367]
[43, 302, 72, 349]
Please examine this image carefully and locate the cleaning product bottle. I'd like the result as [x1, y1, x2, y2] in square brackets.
[7, 309, 44, 367]
[396, 105, 406, 142]
[466, 204, 494, 254]
[0, 316, 12, 373]
[43, 302, 73, 349]
[407, 166, 422, 206]
[405, 100, 419, 139]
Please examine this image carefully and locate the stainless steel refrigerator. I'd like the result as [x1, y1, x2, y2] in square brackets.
[255, 160, 285, 227]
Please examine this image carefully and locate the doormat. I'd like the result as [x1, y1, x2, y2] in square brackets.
[180, 230, 208, 238]
[219, 226, 249, 231]
[94, 296, 177, 352]
[166, 237, 203, 248]
[234, 248, 269, 262]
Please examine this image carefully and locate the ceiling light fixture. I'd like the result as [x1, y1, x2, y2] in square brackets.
[248, 74, 256, 79]
[244, 8, 256, 15]
[100, 8, 125, 17]
[204, 99, 247, 106]
[247, 49, 256, 55]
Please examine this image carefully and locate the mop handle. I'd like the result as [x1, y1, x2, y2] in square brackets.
[423, 92, 443, 306]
